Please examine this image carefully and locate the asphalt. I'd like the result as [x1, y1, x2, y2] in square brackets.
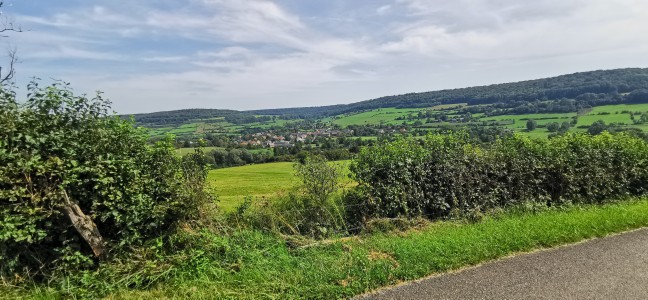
[358, 228, 648, 300]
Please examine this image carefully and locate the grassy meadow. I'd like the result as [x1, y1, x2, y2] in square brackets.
[332, 108, 423, 127]
[208, 161, 353, 211]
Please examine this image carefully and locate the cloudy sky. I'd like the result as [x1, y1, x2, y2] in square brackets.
[5, 0, 648, 113]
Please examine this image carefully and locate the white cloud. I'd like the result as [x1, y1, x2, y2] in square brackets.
[8, 0, 648, 113]
[25, 46, 124, 61]
[376, 5, 392, 15]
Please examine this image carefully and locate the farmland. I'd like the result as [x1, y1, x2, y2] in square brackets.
[8, 68, 648, 299]
[208, 161, 352, 211]
[144, 103, 648, 140]
[332, 107, 422, 126]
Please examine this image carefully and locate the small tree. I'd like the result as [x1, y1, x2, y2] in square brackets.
[294, 155, 342, 204]
[588, 120, 607, 135]
[526, 119, 537, 131]
[640, 113, 648, 124]
[291, 155, 344, 237]
[546, 122, 560, 132]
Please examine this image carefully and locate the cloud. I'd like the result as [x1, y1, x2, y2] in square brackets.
[8, 0, 648, 114]
[141, 56, 187, 62]
[376, 5, 392, 15]
[379, 0, 648, 60]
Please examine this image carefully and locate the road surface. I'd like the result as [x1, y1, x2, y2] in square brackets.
[359, 228, 648, 299]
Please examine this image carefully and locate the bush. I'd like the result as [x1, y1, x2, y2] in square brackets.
[351, 131, 648, 220]
[0, 82, 210, 279]
[233, 155, 347, 239]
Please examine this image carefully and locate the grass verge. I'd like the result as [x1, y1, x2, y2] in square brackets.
[6, 198, 648, 299]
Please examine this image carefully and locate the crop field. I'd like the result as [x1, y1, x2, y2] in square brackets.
[208, 161, 352, 211]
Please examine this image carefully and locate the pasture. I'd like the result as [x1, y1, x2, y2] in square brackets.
[332, 107, 424, 126]
[208, 160, 352, 211]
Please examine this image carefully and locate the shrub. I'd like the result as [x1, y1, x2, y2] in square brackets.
[234, 155, 347, 239]
[0, 81, 210, 279]
[351, 131, 648, 220]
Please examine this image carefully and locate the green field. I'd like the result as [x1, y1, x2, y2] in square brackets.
[332, 108, 424, 127]
[577, 114, 633, 126]
[208, 161, 352, 211]
[574, 103, 648, 126]
[588, 103, 648, 114]
[473, 103, 648, 136]
[145, 103, 648, 139]
[481, 113, 576, 130]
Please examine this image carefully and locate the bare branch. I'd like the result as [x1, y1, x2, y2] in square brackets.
[0, 1, 20, 84]
[0, 47, 16, 84]
[0, 15, 22, 37]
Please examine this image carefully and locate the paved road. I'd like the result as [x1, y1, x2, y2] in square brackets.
[359, 228, 648, 300]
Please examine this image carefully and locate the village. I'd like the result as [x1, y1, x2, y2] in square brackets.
[235, 128, 355, 148]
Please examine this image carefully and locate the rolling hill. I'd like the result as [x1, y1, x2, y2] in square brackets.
[127, 68, 648, 128]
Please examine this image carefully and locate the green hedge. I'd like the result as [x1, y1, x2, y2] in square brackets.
[0, 82, 209, 278]
[351, 132, 648, 219]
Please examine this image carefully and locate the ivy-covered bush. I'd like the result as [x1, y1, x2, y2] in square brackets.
[351, 132, 648, 219]
[0, 82, 209, 279]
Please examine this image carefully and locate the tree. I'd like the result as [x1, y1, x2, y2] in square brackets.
[546, 122, 560, 132]
[526, 119, 537, 131]
[294, 155, 342, 204]
[0, 81, 209, 277]
[640, 113, 648, 124]
[588, 120, 608, 135]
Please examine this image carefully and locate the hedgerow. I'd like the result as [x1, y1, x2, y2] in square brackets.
[351, 131, 648, 219]
[0, 81, 210, 280]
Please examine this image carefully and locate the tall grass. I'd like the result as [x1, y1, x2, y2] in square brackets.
[6, 199, 648, 299]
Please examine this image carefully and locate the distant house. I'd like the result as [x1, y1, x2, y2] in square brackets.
[274, 141, 293, 147]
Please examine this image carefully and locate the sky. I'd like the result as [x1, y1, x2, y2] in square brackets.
[4, 0, 648, 114]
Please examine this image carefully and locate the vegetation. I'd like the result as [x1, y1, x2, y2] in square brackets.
[352, 132, 648, 220]
[6, 199, 648, 299]
[0, 82, 210, 280]
[207, 161, 352, 211]
[236, 156, 349, 238]
[6, 70, 648, 299]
